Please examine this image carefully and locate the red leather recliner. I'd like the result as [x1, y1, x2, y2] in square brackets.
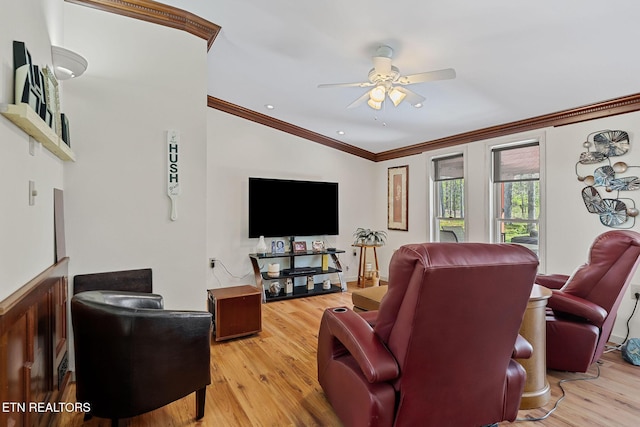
[318, 243, 539, 427]
[537, 230, 640, 373]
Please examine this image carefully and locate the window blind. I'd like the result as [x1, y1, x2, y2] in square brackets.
[434, 154, 464, 181]
[493, 143, 539, 183]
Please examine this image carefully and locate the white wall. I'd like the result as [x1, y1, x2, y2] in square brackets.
[372, 153, 429, 272]
[62, 3, 209, 311]
[1, 0, 375, 314]
[372, 114, 640, 343]
[206, 109, 376, 289]
[62, 3, 377, 307]
[0, 0, 65, 301]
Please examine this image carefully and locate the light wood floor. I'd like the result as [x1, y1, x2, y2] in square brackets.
[54, 285, 640, 427]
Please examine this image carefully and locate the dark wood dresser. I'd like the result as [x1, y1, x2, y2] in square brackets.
[0, 258, 70, 427]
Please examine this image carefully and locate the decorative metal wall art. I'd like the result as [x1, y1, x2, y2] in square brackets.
[576, 130, 639, 228]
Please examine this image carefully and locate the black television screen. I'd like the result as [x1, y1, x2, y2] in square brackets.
[248, 177, 339, 238]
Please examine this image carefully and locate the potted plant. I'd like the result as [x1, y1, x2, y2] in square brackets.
[353, 228, 387, 246]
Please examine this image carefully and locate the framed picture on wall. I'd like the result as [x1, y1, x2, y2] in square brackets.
[388, 165, 408, 231]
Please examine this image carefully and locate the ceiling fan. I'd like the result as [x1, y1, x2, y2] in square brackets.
[318, 45, 456, 110]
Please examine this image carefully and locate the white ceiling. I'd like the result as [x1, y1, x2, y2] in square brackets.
[162, 0, 640, 154]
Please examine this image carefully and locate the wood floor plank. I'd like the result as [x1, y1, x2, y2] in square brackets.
[53, 285, 640, 426]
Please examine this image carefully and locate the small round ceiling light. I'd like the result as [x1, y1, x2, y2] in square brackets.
[51, 46, 88, 80]
[264, 104, 275, 110]
[413, 103, 423, 108]
[336, 130, 345, 135]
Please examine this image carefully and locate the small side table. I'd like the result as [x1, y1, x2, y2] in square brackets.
[207, 285, 262, 341]
[353, 244, 381, 288]
[517, 284, 552, 409]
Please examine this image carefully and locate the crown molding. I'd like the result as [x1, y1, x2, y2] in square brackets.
[207, 97, 377, 161]
[65, 0, 220, 50]
[209, 94, 640, 163]
[375, 93, 640, 162]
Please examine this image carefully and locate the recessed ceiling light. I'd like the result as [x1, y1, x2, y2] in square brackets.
[413, 103, 423, 108]
[264, 104, 275, 110]
[336, 130, 345, 135]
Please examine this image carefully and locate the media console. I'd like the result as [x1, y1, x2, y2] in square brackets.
[249, 249, 346, 302]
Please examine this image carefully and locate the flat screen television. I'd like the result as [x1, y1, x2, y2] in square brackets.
[248, 177, 339, 238]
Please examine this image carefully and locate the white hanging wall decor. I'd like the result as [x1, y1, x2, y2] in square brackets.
[167, 130, 180, 221]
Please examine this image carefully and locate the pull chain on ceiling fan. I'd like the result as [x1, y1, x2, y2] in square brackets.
[318, 45, 456, 110]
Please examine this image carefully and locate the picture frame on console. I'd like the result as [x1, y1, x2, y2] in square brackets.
[271, 239, 286, 254]
[293, 241, 307, 253]
[312, 240, 324, 252]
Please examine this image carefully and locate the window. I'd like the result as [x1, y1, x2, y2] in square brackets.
[492, 142, 540, 253]
[433, 154, 465, 242]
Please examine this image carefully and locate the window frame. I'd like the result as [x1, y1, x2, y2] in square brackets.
[489, 138, 545, 269]
[430, 151, 467, 242]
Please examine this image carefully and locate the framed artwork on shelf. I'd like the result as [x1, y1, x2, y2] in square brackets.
[60, 113, 71, 147]
[388, 165, 409, 231]
[42, 66, 62, 138]
[312, 240, 325, 252]
[271, 239, 286, 254]
[13, 41, 45, 118]
[293, 241, 307, 253]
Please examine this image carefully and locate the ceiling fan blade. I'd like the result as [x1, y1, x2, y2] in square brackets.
[395, 87, 425, 106]
[318, 81, 373, 89]
[347, 90, 372, 109]
[396, 68, 456, 85]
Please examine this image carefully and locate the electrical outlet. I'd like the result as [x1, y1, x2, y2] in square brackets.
[630, 284, 640, 300]
[209, 258, 216, 269]
[345, 266, 349, 271]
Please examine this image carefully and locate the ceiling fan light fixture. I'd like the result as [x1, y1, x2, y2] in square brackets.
[370, 85, 386, 102]
[367, 98, 382, 110]
[318, 45, 455, 110]
[388, 87, 406, 106]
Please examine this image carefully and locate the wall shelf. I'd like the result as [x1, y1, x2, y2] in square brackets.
[1, 103, 75, 161]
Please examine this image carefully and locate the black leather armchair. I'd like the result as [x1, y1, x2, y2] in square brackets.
[71, 291, 212, 426]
